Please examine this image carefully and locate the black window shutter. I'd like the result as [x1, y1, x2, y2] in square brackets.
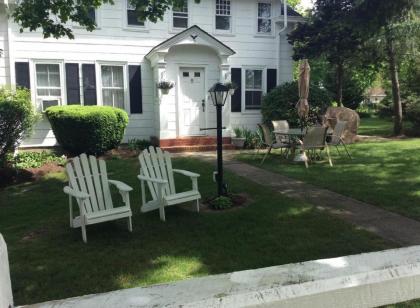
[15, 62, 30, 89]
[231, 68, 242, 112]
[267, 68, 277, 93]
[65, 63, 81, 105]
[82, 64, 97, 105]
[129, 65, 142, 114]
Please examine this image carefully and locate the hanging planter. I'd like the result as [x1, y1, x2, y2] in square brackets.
[224, 81, 238, 96]
[157, 81, 174, 95]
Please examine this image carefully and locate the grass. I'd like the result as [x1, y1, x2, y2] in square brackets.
[238, 138, 420, 220]
[0, 157, 393, 305]
[358, 116, 412, 137]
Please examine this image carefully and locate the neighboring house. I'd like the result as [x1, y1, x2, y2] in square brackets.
[0, 0, 302, 148]
[366, 87, 386, 105]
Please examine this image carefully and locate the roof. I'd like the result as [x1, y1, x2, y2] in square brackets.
[145, 25, 236, 60]
[281, 5, 302, 17]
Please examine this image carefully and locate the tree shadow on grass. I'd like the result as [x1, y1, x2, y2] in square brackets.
[0, 157, 394, 305]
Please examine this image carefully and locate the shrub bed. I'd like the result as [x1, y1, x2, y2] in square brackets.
[46, 106, 128, 155]
[261, 81, 332, 127]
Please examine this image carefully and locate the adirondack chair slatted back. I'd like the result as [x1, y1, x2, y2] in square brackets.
[139, 147, 176, 198]
[330, 121, 347, 145]
[66, 154, 113, 213]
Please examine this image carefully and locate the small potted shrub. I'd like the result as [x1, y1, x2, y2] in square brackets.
[157, 81, 174, 95]
[224, 81, 237, 96]
[232, 127, 246, 148]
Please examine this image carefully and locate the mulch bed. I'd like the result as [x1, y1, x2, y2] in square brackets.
[200, 193, 252, 212]
[0, 163, 64, 189]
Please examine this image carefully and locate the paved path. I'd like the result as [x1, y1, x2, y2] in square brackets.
[179, 152, 420, 246]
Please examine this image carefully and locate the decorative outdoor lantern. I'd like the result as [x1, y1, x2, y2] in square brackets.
[208, 82, 229, 196]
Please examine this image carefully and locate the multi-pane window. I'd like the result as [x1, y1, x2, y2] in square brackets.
[127, 1, 145, 26]
[245, 69, 263, 110]
[257, 2, 272, 33]
[101, 66, 125, 109]
[36, 64, 61, 97]
[173, 2, 188, 28]
[216, 0, 231, 31]
[87, 7, 96, 23]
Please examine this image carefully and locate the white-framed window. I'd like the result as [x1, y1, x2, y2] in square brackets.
[35, 63, 63, 111]
[100, 65, 125, 110]
[215, 0, 231, 31]
[257, 2, 272, 34]
[244, 69, 264, 110]
[126, 0, 145, 27]
[173, 1, 189, 29]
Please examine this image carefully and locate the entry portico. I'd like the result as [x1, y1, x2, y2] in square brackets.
[146, 26, 235, 140]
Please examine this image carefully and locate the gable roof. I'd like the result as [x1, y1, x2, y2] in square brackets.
[281, 5, 302, 17]
[145, 25, 235, 60]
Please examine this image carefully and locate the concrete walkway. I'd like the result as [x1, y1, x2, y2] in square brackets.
[180, 152, 420, 246]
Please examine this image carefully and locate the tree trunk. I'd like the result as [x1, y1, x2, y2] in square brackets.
[385, 31, 403, 135]
[335, 62, 344, 107]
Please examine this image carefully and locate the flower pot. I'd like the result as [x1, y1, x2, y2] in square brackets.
[160, 88, 170, 95]
[229, 89, 236, 96]
[232, 137, 246, 148]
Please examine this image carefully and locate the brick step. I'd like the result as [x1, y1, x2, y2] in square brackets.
[162, 144, 237, 153]
[160, 137, 232, 147]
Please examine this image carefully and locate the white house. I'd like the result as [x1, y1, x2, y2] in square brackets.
[0, 0, 302, 148]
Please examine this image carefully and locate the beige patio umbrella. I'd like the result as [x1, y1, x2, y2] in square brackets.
[296, 59, 311, 123]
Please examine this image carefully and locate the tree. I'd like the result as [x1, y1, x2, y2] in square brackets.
[287, 0, 363, 106]
[12, 0, 199, 39]
[351, 0, 419, 135]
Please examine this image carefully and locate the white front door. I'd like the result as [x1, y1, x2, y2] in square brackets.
[179, 68, 205, 136]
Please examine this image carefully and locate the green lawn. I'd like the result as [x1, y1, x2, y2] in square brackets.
[358, 116, 412, 137]
[358, 116, 395, 136]
[238, 138, 420, 220]
[0, 157, 393, 305]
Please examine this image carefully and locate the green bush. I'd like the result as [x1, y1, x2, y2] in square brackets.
[127, 138, 152, 151]
[9, 151, 66, 169]
[261, 81, 332, 127]
[46, 105, 128, 155]
[405, 95, 420, 129]
[0, 87, 38, 167]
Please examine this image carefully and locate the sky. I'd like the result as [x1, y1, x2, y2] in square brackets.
[297, 0, 314, 11]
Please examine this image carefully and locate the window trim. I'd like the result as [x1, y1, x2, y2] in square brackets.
[170, 0, 190, 32]
[96, 62, 130, 113]
[123, 0, 149, 32]
[32, 60, 66, 112]
[256, 1, 273, 36]
[214, 0, 233, 34]
[241, 66, 267, 113]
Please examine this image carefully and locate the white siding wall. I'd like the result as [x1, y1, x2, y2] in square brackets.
[5, 0, 297, 146]
[0, 9, 10, 86]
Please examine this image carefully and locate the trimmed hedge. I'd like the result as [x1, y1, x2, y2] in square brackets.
[45, 106, 128, 155]
[261, 81, 333, 127]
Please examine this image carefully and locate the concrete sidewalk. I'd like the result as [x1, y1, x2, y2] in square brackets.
[180, 151, 420, 246]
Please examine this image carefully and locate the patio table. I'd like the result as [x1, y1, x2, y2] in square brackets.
[273, 128, 307, 160]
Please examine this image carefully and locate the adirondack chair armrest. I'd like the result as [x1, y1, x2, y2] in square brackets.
[173, 169, 200, 178]
[63, 186, 90, 199]
[108, 180, 133, 192]
[137, 175, 168, 185]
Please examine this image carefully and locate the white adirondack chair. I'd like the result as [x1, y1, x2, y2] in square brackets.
[138, 147, 201, 221]
[64, 153, 133, 243]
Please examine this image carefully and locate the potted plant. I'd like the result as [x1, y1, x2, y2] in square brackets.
[224, 81, 237, 96]
[232, 127, 246, 148]
[157, 81, 174, 95]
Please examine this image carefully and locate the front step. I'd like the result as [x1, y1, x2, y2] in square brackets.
[160, 137, 232, 147]
[162, 144, 236, 153]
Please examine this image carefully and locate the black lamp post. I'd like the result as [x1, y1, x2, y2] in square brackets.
[208, 82, 229, 197]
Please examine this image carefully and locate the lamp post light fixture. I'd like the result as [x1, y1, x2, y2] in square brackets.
[208, 82, 230, 197]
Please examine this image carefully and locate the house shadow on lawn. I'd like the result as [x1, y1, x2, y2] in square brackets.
[0, 157, 394, 305]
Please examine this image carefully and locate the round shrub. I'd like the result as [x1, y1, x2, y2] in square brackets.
[261, 81, 333, 127]
[0, 87, 38, 167]
[45, 105, 128, 155]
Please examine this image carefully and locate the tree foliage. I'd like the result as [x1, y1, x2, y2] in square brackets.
[12, 0, 199, 39]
